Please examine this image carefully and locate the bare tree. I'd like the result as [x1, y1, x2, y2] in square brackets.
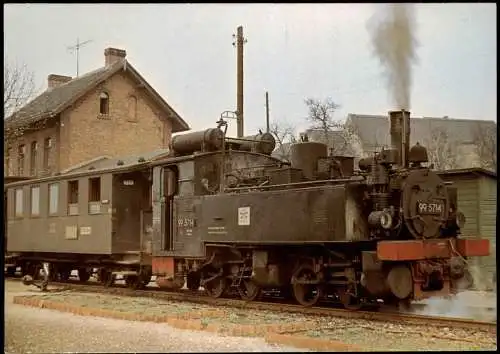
[424, 127, 459, 170]
[472, 122, 497, 172]
[4, 60, 35, 119]
[304, 97, 356, 156]
[4, 60, 36, 175]
[304, 98, 342, 139]
[269, 120, 297, 162]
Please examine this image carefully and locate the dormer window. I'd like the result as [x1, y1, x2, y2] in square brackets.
[99, 92, 109, 115]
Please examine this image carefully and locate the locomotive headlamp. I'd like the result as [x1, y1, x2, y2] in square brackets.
[380, 212, 393, 230]
[368, 210, 393, 230]
[456, 211, 466, 228]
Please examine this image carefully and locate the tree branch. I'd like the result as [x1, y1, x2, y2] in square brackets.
[269, 120, 297, 162]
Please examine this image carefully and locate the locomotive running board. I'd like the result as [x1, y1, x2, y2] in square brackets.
[377, 238, 490, 261]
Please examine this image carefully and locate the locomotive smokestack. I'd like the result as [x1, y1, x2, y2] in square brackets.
[235, 25, 246, 138]
[389, 109, 411, 168]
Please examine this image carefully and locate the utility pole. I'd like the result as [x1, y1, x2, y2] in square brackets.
[67, 37, 93, 77]
[265, 91, 270, 133]
[232, 26, 247, 137]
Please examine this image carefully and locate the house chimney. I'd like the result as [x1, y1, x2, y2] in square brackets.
[104, 47, 126, 66]
[48, 74, 72, 89]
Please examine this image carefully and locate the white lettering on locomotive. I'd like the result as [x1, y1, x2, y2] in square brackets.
[418, 202, 443, 214]
[177, 217, 194, 228]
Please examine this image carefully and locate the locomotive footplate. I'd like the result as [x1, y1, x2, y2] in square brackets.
[376, 238, 490, 261]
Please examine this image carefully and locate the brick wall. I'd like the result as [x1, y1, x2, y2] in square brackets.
[5, 125, 59, 178]
[60, 72, 172, 170]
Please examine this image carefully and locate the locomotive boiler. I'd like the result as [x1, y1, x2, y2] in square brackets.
[150, 109, 490, 308]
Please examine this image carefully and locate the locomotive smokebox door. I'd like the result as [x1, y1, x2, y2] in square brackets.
[402, 169, 450, 239]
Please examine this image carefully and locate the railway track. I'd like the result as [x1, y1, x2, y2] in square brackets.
[6, 277, 496, 334]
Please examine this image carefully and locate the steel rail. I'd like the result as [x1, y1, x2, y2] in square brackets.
[6, 278, 495, 334]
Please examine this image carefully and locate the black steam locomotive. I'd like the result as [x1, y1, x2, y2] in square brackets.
[5, 110, 489, 308]
[149, 109, 489, 308]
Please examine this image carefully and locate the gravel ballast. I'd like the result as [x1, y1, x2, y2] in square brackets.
[5, 281, 497, 352]
[4, 282, 303, 353]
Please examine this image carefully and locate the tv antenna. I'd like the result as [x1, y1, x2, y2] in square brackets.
[67, 37, 93, 77]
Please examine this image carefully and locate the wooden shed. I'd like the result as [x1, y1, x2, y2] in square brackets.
[437, 168, 497, 290]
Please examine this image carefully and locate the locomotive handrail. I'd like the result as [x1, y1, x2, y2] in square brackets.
[224, 175, 365, 192]
[225, 137, 274, 144]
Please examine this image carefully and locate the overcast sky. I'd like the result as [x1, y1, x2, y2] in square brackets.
[4, 3, 496, 136]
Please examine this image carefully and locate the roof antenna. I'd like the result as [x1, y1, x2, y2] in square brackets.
[67, 37, 93, 77]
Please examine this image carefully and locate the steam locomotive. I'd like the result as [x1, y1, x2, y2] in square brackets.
[5, 109, 489, 308]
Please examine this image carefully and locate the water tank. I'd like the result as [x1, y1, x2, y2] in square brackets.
[238, 132, 276, 155]
[290, 142, 328, 180]
[171, 128, 224, 155]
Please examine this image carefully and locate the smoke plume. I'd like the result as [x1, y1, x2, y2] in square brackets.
[368, 4, 418, 109]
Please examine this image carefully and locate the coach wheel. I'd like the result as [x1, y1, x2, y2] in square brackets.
[205, 276, 227, 298]
[125, 275, 142, 289]
[6, 266, 16, 277]
[238, 279, 261, 301]
[138, 267, 152, 287]
[21, 264, 38, 279]
[78, 268, 90, 283]
[141, 275, 152, 287]
[33, 264, 44, 281]
[47, 264, 59, 281]
[292, 264, 323, 307]
[97, 269, 111, 286]
[341, 292, 362, 311]
[58, 268, 71, 282]
[187, 272, 201, 291]
[104, 273, 115, 287]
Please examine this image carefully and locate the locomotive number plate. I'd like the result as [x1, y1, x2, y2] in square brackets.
[417, 202, 444, 215]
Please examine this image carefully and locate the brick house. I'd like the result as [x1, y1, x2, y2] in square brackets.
[4, 47, 189, 178]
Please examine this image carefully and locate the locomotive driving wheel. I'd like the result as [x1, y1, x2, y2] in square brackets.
[187, 271, 201, 291]
[203, 270, 227, 298]
[341, 292, 362, 311]
[292, 264, 323, 307]
[238, 279, 261, 301]
[78, 268, 90, 283]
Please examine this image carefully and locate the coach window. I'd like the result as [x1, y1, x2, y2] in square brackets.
[14, 188, 24, 217]
[49, 183, 59, 215]
[68, 180, 79, 216]
[30, 186, 40, 217]
[88, 177, 101, 214]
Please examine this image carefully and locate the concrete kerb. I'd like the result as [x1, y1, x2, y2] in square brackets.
[13, 295, 362, 351]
